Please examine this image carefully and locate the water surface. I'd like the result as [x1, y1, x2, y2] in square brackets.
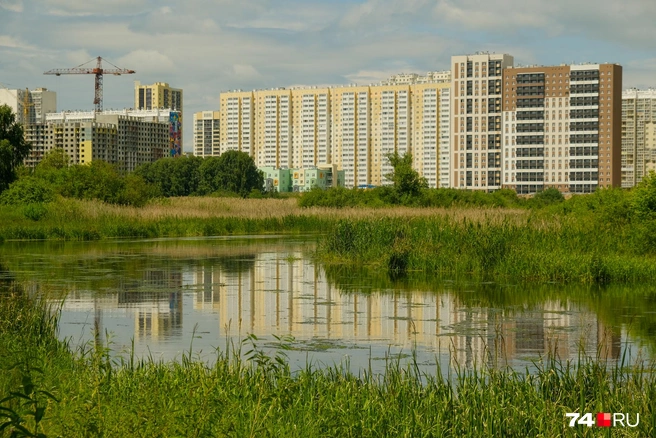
[2, 236, 654, 374]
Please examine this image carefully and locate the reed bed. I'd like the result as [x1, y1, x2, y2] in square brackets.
[0, 197, 527, 241]
[318, 215, 656, 284]
[1, 292, 655, 437]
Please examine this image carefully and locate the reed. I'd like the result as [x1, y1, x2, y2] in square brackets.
[317, 214, 656, 284]
[0, 197, 526, 241]
[1, 293, 654, 437]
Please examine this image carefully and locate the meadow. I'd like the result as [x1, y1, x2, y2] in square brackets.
[1, 288, 655, 437]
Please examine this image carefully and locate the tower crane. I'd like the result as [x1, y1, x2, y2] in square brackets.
[44, 56, 135, 112]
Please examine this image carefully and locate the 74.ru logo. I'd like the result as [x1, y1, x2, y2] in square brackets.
[566, 412, 640, 428]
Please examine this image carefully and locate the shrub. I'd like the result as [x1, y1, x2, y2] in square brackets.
[529, 187, 565, 208]
[632, 171, 656, 219]
[22, 203, 48, 221]
[0, 177, 56, 205]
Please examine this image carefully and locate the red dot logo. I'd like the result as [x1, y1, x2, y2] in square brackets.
[597, 413, 611, 427]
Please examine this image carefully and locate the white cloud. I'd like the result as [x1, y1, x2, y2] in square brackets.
[117, 50, 175, 74]
[344, 69, 406, 84]
[232, 64, 261, 80]
[0, 0, 22, 12]
[42, 0, 149, 16]
[0, 35, 35, 50]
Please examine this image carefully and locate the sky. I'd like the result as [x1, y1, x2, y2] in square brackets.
[2, 0, 656, 151]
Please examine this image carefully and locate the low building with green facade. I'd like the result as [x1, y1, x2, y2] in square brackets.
[260, 166, 346, 193]
[259, 167, 292, 193]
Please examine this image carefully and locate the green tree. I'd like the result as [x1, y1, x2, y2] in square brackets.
[199, 151, 263, 197]
[384, 152, 427, 202]
[36, 148, 69, 172]
[0, 104, 31, 192]
[62, 160, 125, 203]
[135, 156, 202, 197]
[33, 148, 71, 192]
[632, 171, 656, 219]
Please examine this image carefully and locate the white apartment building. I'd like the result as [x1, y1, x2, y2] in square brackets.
[220, 91, 254, 155]
[0, 87, 57, 125]
[193, 111, 220, 157]
[621, 88, 656, 187]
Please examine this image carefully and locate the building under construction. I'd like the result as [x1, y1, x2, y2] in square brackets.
[23, 109, 181, 171]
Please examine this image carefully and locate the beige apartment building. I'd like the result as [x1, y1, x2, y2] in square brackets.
[502, 63, 622, 194]
[218, 75, 451, 189]
[291, 87, 332, 169]
[621, 88, 656, 187]
[451, 53, 622, 194]
[135, 81, 183, 151]
[451, 53, 514, 191]
[193, 111, 220, 157]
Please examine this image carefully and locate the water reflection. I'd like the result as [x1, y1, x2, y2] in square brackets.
[0, 237, 649, 372]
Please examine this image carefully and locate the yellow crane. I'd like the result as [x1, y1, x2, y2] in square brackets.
[0, 83, 34, 125]
[22, 88, 34, 125]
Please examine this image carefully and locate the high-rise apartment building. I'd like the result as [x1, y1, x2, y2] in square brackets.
[0, 87, 57, 125]
[219, 91, 254, 155]
[330, 85, 371, 188]
[291, 87, 331, 169]
[451, 53, 622, 194]
[621, 88, 656, 187]
[256, 89, 292, 168]
[24, 109, 177, 171]
[193, 111, 220, 157]
[134, 81, 183, 153]
[219, 76, 450, 189]
[451, 53, 514, 191]
[502, 63, 622, 194]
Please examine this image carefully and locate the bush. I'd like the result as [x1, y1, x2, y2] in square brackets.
[22, 203, 48, 221]
[117, 174, 161, 207]
[528, 187, 565, 208]
[0, 177, 56, 205]
[632, 171, 656, 219]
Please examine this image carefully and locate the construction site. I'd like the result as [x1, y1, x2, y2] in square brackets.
[0, 57, 183, 170]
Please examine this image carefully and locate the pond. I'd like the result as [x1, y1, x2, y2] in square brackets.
[2, 235, 654, 375]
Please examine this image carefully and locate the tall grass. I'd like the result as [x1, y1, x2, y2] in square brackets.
[0, 197, 527, 241]
[318, 214, 656, 284]
[1, 292, 655, 437]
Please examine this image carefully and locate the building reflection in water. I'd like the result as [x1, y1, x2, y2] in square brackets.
[191, 250, 624, 368]
[62, 267, 183, 342]
[56, 248, 624, 368]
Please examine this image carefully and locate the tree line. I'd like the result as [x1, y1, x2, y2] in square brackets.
[0, 104, 265, 207]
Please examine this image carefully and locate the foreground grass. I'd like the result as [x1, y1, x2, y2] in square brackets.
[0, 197, 525, 240]
[1, 291, 655, 437]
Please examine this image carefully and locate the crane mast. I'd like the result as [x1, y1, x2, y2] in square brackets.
[44, 56, 135, 112]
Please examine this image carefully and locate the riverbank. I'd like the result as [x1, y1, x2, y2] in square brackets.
[1, 290, 654, 437]
[0, 197, 525, 240]
[317, 211, 656, 284]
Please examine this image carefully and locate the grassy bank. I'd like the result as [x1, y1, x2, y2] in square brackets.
[0, 196, 526, 241]
[1, 290, 655, 437]
[318, 213, 656, 284]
